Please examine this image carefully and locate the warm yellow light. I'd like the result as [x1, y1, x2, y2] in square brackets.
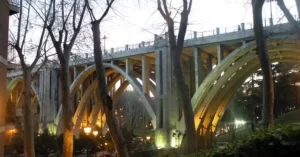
[93, 130, 98, 136]
[104, 142, 108, 146]
[146, 136, 151, 140]
[84, 127, 91, 134]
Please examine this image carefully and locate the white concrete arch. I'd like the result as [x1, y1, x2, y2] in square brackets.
[72, 74, 123, 135]
[56, 63, 156, 133]
[182, 39, 300, 135]
[7, 77, 42, 108]
[86, 81, 130, 134]
[103, 63, 156, 127]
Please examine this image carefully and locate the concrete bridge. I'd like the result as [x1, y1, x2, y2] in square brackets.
[6, 19, 300, 148]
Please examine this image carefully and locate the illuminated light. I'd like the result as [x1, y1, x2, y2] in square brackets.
[234, 119, 246, 128]
[257, 116, 259, 119]
[107, 128, 109, 131]
[105, 142, 108, 146]
[171, 136, 177, 148]
[146, 136, 151, 140]
[155, 130, 167, 149]
[93, 130, 98, 136]
[84, 127, 92, 135]
[221, 71, 225, 76]
[121, 115, 123, 118]
[115, 111, 118, 115]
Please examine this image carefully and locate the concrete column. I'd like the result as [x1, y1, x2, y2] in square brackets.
[296, 0, 300, 19]
[207, 54, 213, 73]
[39, 69, 58, 129]
[155, 50, 163, 129]
[125, 58, 133, 75]
[217, 44, 224, 64]
[194, 48, 203, 89]
[142, 56, 150, 94]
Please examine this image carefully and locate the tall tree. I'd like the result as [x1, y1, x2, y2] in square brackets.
[10, 0, 52, 156]
[252, 0, 275, 128]
[46, 0, 87, 156]
[85, 0, 129, 156]
[156, 0, 197, 153]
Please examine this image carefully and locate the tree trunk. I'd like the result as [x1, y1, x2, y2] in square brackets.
[91, 21, 129, 157]
[60, 60, 73, 157]
[23, 68, 35, 157]
[252, 0, 274, 128]
[172, 48, 197, 153]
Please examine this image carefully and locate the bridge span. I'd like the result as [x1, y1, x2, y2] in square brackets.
[6, 21, 299, 148]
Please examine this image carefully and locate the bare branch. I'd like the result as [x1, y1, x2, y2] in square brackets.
[162, 0, 170, 17]
[16, 0, 24, 46]
[61, 0, 65, 30]
[21, 0, 32, 50]
[85, 0, 96, 21]
[49, 0, 56, 28]
[98, 0, 115, 23]
[277, 0, 299, 31]
[157, 0, 167, 20]
[73, 0, 78, 30]
[67, 3, 87, 49]
[188, 0, 192, 13]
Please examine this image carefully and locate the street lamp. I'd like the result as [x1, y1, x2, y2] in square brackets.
[84, 126, 91, 135]
[93, 130, 98, 136]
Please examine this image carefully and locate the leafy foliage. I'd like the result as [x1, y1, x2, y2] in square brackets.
[187, 124, 300, 157]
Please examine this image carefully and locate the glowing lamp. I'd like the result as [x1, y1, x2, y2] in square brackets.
[84, 127, 91, 135]
[93, 130, 98, 136]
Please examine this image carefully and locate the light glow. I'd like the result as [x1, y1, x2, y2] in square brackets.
[84, 127, 91, 134]
[93, 130, 98, 136]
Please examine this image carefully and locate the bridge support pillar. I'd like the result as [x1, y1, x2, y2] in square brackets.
[39, 69, 58, 132]
[142, 56, 150, 94]
[217, 44, 224, 64]
[194, 47, 203, 90]
[125, 58, 133, 75]
[206, 54, 213, 73]
[155, 43, 182, 149]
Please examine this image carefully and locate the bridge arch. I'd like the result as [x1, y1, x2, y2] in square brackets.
[56, 63, 156, 134]
[190, 39, 300, 135]
[7, 77, 42, 120]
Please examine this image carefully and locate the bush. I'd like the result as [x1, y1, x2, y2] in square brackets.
[188, 124, 300, 157]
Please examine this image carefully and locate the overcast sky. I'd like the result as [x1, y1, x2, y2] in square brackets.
[100, 0, 297, 50]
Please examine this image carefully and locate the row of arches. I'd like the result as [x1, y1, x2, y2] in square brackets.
[7, 37, 299, 139]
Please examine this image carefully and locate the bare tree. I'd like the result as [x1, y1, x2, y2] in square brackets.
[156, 0, 197, 153]
[45, 0, 87, 156]
[252, 0, 274, 128]
[10, 0, 53, 156]
[85, 0, 129, 156]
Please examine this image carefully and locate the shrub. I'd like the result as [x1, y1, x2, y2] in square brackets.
[187, 124, 300, 157]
